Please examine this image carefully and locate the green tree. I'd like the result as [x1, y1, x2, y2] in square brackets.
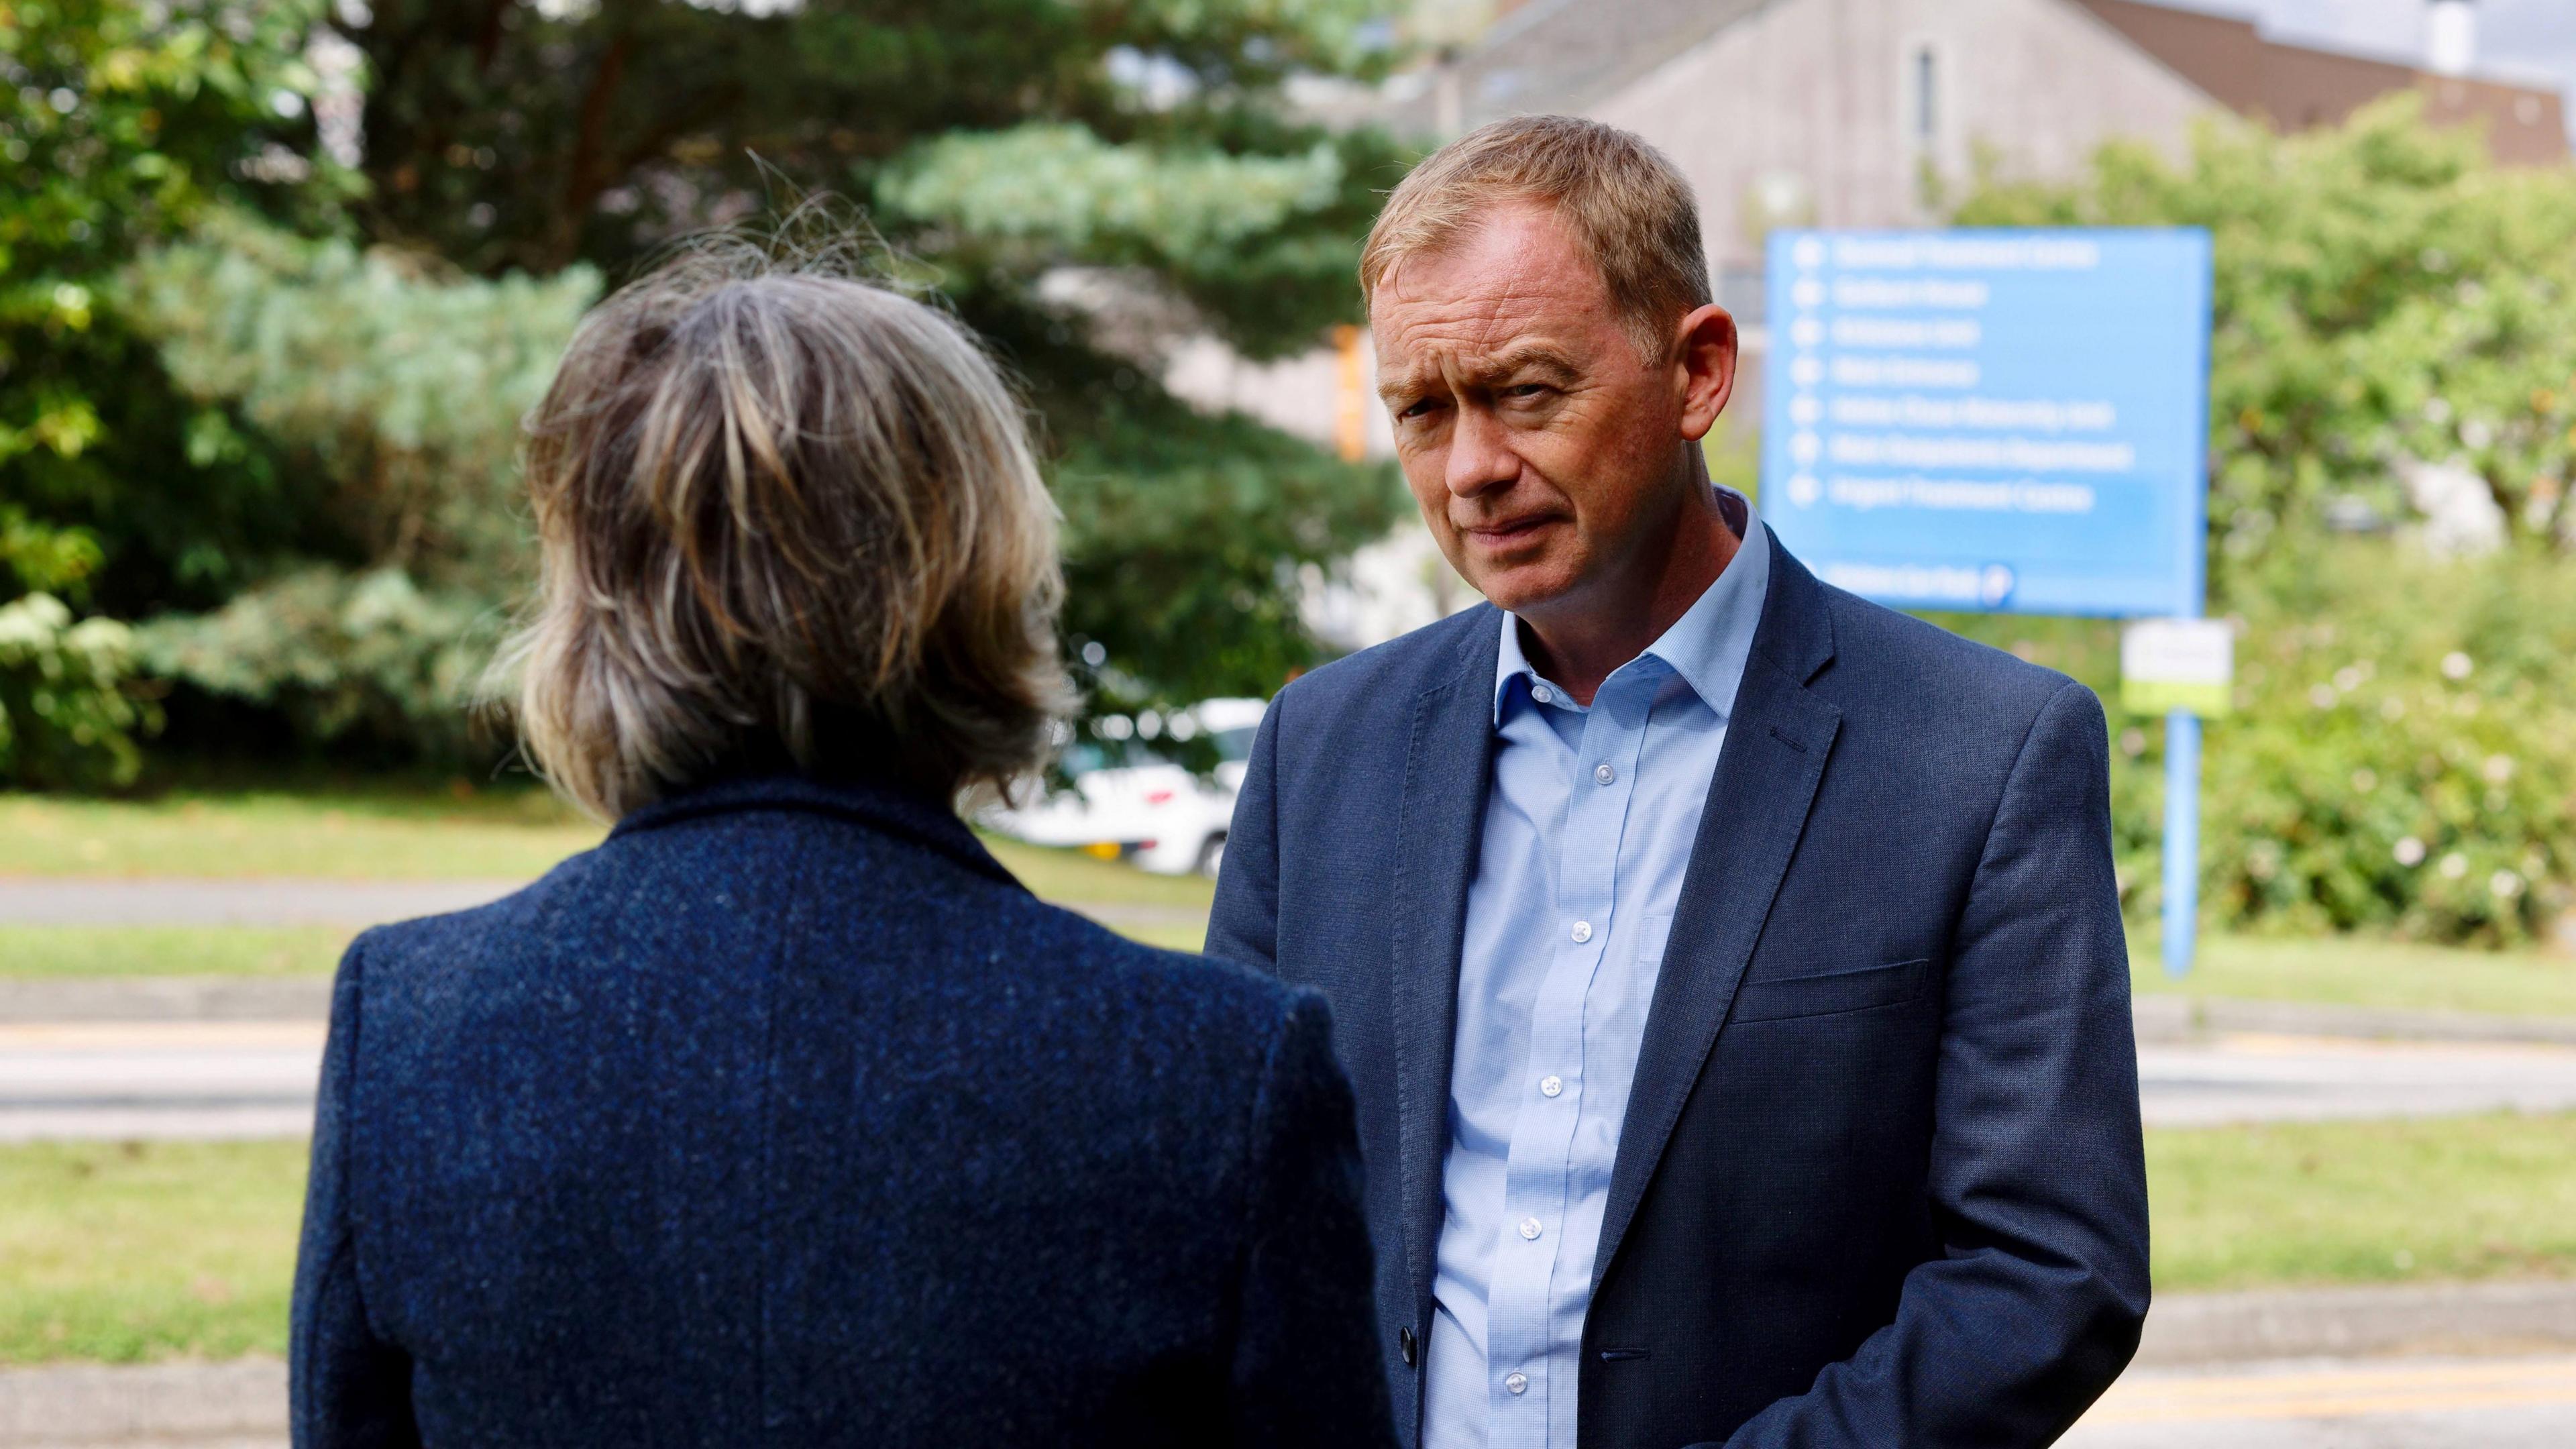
[1952, 95, 2576, 586]
[0, 0, 354, 612]
[0, 0, 350, 782]
[1947, 99, 2576, 945]
[123, 214, 599, 757]
[331, 0, 1411, 729]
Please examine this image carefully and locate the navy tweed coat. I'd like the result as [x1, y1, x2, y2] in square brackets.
[291, 773, 1395, 1448]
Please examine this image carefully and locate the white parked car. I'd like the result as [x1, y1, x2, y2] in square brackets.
[982, 698, 1268, 877]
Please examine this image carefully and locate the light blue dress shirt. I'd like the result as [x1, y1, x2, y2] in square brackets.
[1423, 492, 1770, 1449]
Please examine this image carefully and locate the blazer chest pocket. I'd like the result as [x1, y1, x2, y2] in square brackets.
[1730, 957, 1931, 1024]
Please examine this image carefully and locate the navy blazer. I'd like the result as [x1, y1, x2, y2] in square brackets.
[292, 773, 1395, 1448]
[1208, 533, 2149, 1448]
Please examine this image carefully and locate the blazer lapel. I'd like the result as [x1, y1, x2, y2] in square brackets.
[1593, 537, 1843, 1290]
[1389, 608, 1502, 1318]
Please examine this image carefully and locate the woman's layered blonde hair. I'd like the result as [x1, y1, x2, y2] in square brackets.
[500, 241, 1072, 820]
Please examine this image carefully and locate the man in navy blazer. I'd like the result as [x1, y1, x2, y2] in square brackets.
[1208, 116, 2149, 1448]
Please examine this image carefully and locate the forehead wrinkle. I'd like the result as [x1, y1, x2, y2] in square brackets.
[1376, 292, 1556, 403]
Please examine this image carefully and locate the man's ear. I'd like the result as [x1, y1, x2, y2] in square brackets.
[1673, 303, 1738, 443]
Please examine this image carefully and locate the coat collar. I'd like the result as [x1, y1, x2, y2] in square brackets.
[1489, 488, 1773, 727]
[610, 771, 1026, 894]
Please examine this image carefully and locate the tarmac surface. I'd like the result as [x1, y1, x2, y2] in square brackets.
[8, 1021, 2576, 1142]
[0, 877, 527, 928]
[2063, 1352, 2576, 1447]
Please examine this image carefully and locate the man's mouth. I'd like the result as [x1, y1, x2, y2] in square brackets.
[1460, 515, 1562, 547]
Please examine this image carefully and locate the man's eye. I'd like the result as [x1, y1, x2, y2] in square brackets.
[1398, 398, 1446, 419]
[1505, 384, 1552, 400]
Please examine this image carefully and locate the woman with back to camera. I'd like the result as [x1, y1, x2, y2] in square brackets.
[288, 238, 1395, 1448]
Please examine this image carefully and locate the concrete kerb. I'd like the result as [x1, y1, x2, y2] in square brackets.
[0, 1358, 284, 1447]
[2129, 993, 2576, 1048]
[2134, 1279, 2576, 1366]
[0, 977, 331, 1024]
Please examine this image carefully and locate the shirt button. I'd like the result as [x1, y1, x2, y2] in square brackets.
[1570, 920, 1593, 944]
[1505, 1371, 1529, 1395]
[1531, 684, 1555, 704]
[1595, 762, 1615, 785]
[1539, 1075, 1563, 1097]
[1519, 1216, 1543, 1240]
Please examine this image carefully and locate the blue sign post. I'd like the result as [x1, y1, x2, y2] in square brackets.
[1759, 227, 2215, 973]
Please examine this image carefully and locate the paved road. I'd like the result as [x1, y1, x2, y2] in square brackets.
[9, 1025, 2576, 1142]
[0, 1024, 323, 1141]
[2137, 1032, 2576, 1126]
[2065, 1353, 2576, 1446]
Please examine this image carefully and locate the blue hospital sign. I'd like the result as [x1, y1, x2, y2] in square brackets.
[1758, 229, 2213, 617]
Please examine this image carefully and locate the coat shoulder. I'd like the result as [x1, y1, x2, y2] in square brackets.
[341, 823, 1314, 1071]
[1277, 604, 1494, 717]
[1811, 582, 2089, 736]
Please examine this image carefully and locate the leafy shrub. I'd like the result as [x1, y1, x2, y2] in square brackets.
[0, 592, 156, 788]
[1953, 543, 2576, 947]
[2183, 545, 2573, 946]
[136, 568, 504, 763]
[125, 215, 600, 597]
[113, 217, 596, 762]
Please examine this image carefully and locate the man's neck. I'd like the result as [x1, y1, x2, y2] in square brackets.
[1518, 484, 1742, 706]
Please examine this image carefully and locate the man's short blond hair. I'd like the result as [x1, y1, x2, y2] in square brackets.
[1360, 114, 1712, 359]
[499, 240, 1072, 820]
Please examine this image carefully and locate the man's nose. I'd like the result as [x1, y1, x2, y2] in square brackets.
[1444, 405, 1519, 498]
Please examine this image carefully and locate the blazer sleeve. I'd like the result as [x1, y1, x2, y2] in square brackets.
[1227, 990, 1399, 1449]
[291, 938, 419, 1449]
[1717, 680, 2151, 1449]
[1204, 691, 1287, 972]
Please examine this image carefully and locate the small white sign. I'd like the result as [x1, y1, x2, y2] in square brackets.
[2122, 618, 2231, 684]
[2121, 617, 2234, 716]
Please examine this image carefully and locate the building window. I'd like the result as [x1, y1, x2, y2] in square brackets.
[1913, 46, 1938, 146]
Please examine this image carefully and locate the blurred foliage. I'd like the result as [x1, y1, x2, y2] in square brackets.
[2181, 545, 2573, 947]
[329, 0, 1411, 743]
[0, 591, 154, 788]
[1947, 96, 2576, 946]
[1, 0, 352, 773]
[127, 215, 598, 590]
[117, 216, 593, 757]
[1955, 95, 2576, 590]
[136, 568, 507, 760]
[1948, 543, 2575, 948]
[8, 0, 1413, 775]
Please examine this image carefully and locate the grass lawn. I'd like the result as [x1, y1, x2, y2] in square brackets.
[2133, 933, 2576, 1020]
[0, 785, 1212, 975]
[0, 784, 1216, 906]
[0, 1139, 305, 1364]
[0, 914, 1214, 979]
[0, 927, 355, 978]
[2149, 1110, 2576, 1292]
[7, 1112, 2572, 1364]
[0, 786, 602, 880]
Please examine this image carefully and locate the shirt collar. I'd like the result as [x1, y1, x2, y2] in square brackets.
[1493, 486, 1771, 727]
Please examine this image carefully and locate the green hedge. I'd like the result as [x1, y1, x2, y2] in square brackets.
[1949, 542, 2575, 947]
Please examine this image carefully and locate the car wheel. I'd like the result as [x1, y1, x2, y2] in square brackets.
[1195, 834, 1226, 879]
